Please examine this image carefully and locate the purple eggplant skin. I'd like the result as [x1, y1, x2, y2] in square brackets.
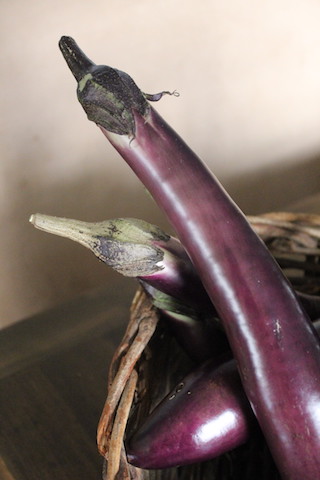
[143, 235, 214, 312]
[161, 310, 229, 364]
[140, 281, 230, 364]
[59, 39, 320, 479]
[126, 357, 256, 469]
[102, 110, 320, 478]
[127, 320, 320, 469]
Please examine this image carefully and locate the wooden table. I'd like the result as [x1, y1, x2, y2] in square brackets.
[0, 277, 136, 480]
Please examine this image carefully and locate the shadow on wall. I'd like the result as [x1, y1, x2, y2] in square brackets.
[2, 145, 320, 328]
[227, 154, 320, 214]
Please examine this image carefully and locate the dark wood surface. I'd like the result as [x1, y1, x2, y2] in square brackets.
[0, 277, 136, 480]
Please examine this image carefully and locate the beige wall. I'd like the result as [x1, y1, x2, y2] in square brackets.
[1, 0, 320, 328]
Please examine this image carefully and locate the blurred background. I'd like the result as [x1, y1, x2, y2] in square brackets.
[1, 0, 320, 328]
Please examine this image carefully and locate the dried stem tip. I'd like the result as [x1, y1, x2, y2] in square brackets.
[58, 36, 95, 82]
[29, 214, 169, 277]
[59, 36, 178, 136]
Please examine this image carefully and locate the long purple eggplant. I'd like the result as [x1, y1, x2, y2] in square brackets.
[127, 319, 320, 469]
[59, 37, 320, 479]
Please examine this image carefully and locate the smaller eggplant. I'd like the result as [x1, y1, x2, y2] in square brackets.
[126, 358, 255, 469]
[29, 214, 213, 312]
[127, 320, 320, 469]
[30, 214, 227, 362]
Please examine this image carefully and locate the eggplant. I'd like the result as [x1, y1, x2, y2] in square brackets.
[127, 320, 320, 469]
[140, 281, 229, 363]
[59, 37, 320, 479]
[30, 213, 320, 323]
[29, 214, 212, 312]
[30, 214, 227, 363]
[126, 357, 255, 469]
[30, 213, 320, 366]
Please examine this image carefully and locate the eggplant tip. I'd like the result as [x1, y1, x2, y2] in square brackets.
[29, 213, 47, 229]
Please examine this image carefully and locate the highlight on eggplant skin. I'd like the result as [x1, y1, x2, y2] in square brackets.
[126, 358, 256, 469]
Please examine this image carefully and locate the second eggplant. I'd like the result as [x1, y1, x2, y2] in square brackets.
[127, 319, 320, 469]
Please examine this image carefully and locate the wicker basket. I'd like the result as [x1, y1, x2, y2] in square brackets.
[98, 212, 320, 480]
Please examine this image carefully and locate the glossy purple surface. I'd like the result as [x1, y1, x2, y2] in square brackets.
[127, 358, 255, 468]
[128, 320, 320, 469]
[144, 235, 213, 312]
[102, 109, 320, 479]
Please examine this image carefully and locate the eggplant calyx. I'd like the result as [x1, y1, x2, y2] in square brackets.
[59, 36, 178, 136]
[30, 214, 167, 277]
